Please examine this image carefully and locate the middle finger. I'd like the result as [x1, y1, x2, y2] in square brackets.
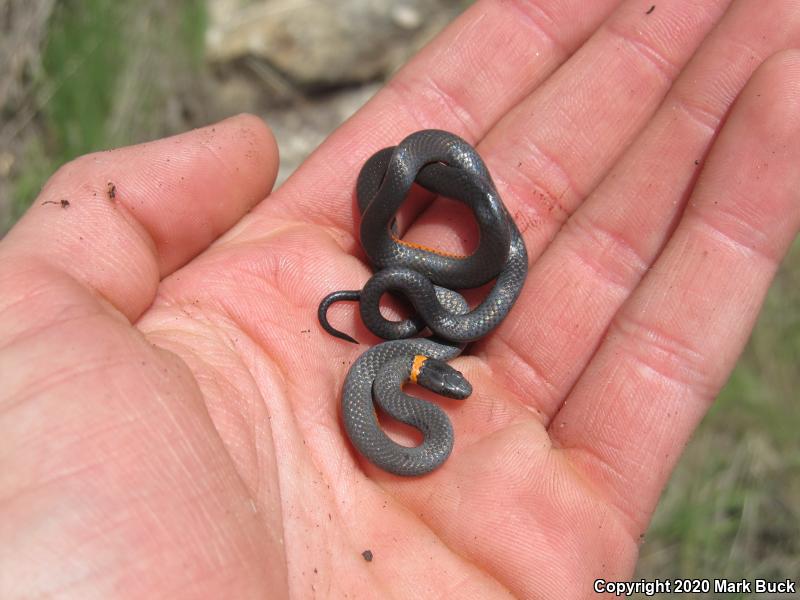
[478, 0, 800, 420]
[402, 0, 731, 411]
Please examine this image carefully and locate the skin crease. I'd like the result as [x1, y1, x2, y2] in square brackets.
[1, 0, 800, 598]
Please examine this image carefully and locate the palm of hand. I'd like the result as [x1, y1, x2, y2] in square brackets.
[3, 2, 800, 599]
[135, 216, 606, 600]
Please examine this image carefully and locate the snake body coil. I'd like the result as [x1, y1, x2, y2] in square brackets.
[320, 129, 528, 476]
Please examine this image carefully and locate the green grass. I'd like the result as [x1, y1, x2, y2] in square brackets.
[10, 0, 207, 221]
[42, 0, 130, 161]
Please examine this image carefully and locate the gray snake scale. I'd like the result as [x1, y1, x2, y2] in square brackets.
[319, 129, 528, 476]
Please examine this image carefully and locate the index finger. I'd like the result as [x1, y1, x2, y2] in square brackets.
[253, 0, 625, 231]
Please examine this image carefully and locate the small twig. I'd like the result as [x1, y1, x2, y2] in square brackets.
[40, 198, 70, 208]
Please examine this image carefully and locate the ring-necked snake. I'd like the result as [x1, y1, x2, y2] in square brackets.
[319, 129, 528, 476]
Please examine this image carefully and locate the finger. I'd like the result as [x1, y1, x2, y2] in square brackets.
[403, 0, 731, 257]
[254, 0, 627, 233]
[0, 114, 278, 322]
[482, 0, 800, 419]
[551, 50, 800, 532]
[248, 0, 729, 361]
[201, 0, 627, 368]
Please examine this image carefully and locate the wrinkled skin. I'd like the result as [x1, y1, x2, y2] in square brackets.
[2, 1, 800, 598]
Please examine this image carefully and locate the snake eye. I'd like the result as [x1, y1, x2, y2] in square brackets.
[416, 358, 472, 399]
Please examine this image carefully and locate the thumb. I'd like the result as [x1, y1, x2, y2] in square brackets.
[0, 115, 286, 599]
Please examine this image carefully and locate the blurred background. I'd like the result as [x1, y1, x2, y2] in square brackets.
[0, 0, 797, 593]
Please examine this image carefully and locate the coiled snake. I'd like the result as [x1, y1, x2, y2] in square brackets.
[319, 129, 528, 476]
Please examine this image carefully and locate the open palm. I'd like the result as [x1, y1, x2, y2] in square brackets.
[3, 1, 800, 598]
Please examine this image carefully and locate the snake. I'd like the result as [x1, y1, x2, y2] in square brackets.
[319, 129, 528, 476]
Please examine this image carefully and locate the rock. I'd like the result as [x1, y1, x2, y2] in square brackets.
[205, 0, 470, 186]
[206, 0, 466, 89]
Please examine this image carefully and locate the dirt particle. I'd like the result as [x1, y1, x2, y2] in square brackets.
[646, 5, 655, 14]
[107, 182, 117, 200]
[41, 198, 70, 208]
[361, 549, 373, 562]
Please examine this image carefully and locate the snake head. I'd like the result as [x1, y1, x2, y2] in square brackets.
[416, 358, 472, 400]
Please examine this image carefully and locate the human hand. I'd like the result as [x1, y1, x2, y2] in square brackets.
[2, 1, 799, 598]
